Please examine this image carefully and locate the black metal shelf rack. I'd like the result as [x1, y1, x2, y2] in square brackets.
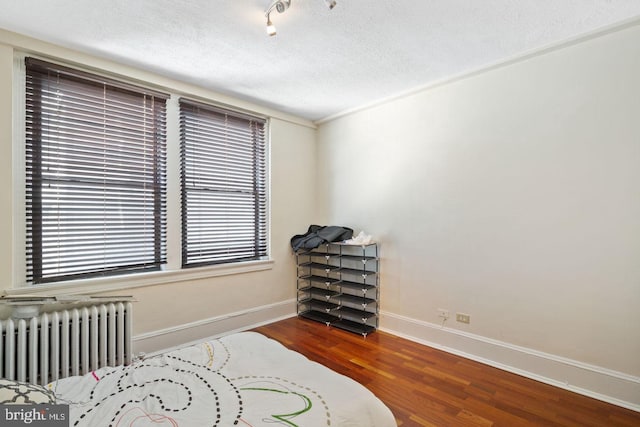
[296, 242, 379, 336]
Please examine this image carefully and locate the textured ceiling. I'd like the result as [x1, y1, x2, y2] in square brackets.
[1, 1, 639, 121]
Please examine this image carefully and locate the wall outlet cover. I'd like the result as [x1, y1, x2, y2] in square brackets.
[456, 313, 471, 324]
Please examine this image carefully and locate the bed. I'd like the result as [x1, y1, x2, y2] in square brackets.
[49, 331, 397, 426]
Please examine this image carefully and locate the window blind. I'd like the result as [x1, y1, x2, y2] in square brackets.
[25, 57, 168, 284]
[179, 99, 267, 267]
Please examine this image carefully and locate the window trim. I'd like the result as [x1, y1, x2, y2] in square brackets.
[179, 97, 269, 268]
[11, 52, 272, 293]
[3, 259, 274, 296]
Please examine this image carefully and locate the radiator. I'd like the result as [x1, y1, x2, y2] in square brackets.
[0, 302, 132, 386]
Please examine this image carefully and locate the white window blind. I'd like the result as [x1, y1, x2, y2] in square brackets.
[25, 58, 168, 284]
[179, 99, 267, 267]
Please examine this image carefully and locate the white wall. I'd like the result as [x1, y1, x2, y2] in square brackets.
[317, 23, 640, 407]
[0, 30, 318, 352]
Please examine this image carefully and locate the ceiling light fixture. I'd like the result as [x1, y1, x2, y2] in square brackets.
[266, 16, 277, 36]
[265, 0, 336, 36]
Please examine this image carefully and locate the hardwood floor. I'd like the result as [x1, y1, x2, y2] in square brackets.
[253, 317, 640, 427]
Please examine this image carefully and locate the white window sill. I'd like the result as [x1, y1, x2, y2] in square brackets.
[3, 259, 274, 297]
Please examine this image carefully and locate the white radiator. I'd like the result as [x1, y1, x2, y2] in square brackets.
[0, 302, 132, 386]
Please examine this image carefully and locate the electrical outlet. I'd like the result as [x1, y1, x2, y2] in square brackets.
[437, 309, 450, 320]
[456, 313, 470, 324]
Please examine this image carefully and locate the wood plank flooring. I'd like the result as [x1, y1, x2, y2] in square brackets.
[253, 317, 640, 426]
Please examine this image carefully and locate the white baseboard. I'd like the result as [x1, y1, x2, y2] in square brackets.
[132, 299, 296, 355]
[380, 311, 640, 412]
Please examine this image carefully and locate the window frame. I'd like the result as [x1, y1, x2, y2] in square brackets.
[9, 53, 272, 296]
[24, 57, 169, 284]
[179, 98, 269, 269]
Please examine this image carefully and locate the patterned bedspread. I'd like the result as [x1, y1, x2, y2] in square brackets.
[50, 331, 397, 426]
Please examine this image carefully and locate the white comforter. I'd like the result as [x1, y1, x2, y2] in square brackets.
[50, 331, 396, 426]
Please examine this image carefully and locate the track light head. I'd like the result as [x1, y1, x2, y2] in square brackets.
[266, 15, 276, 36]
[264, 0, 335, 36]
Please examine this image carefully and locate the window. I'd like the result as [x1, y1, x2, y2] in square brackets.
[25, 58, 168, 284]
[21, 57, 271, 288]
[180, 99, 268, 267]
